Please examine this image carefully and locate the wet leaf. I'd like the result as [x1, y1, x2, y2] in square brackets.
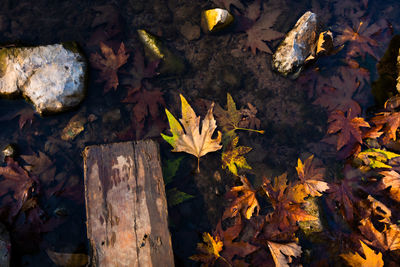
[161, 94, 222, 173]
[378, 170, 400, 201]
[0, 107, 36, 130]
[327, 109, 370, 151]
[341, 240, 383, 267]
[61, 113, 87, 141]
[296, 155, 329, 197]
[359, 218, 400, 252]
[221, 136, 252, 176]
[370, 111, 400, 143]
[189, 232, 223, 266]
[46, 250, 88, 267]
[162, 156, 184, 185]
[223, 176, 259, 220]
[90, 42, 129, 93]
[267, 241, 302, 267]
[167, 187, 194, 207]
[239, 103, 262, 132]
[356, 148, 400, 169]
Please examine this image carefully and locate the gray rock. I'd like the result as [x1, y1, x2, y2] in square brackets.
[0, 222, 10, 267]
[272, 11, 317, 78]
[0, 43, 87, 114]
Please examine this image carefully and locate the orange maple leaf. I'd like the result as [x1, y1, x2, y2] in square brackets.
[223, 176, 259, 220]
[378, 170, 400, 202]
[296, 155, 329, 197]
[359, 218, 400, 252]
[370, 111, 400, 143]
[189, 232, 224, 266]
[90, 42, 129, 93]
[327, 109, 370, 151]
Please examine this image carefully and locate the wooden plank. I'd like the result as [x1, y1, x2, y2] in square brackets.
[84, 140, 174, 267]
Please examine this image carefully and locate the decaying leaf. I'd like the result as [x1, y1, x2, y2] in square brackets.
[267, 241, 302, 267]
[356, 148, 400, 169]
[90, 42, 129, 93]
[296, 155, 329, 197]
[379, 170, 400, 201]
[46, 250, 88, 267]
[189, 232, 224, 266]
[365, 195, 392, 224]
[167, 187, 194, 207]
[161, 94, 222, 173]
[239, 103, 262, 131]
[327, 109, 370, 151]
[61, 113, 87, 141]
[341, 240, 384, 267]
[223, 176, 259, 220]
[0, 107, 36, 130]
[222, 136, 252, 176]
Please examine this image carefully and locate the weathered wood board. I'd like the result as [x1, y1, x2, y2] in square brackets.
[84, 140, 174, 267]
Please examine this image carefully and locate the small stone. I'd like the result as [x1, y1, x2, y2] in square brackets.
[2, 144, 17, 160]
[201, 8, 234, 33]
[272, 11, 318, 78]
[61, 113, 87, 141]
[180, 22, 200, 41]
[0, 43, 87, 114]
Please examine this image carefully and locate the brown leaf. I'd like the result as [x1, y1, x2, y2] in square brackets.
[239, 103, 262, 131]
[189, 232, 224, 266]
[267, 241, 302, 267]
[244, 4, 284, 54]
[327, 109, 370, 151]
[223, 176, 259, 220]
[0, 107, 36, 130]
[378, 170, 400, 202]
[370, 111, 400, 143]
[359, 218, 400, 252]
[21, 151, 55, 185]
[90, 42, 129, 93]
[296, 155, 329, 197]
[221, 136, 252, 176]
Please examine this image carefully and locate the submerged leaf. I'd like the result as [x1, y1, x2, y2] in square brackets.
[221, 136, 252, 176]
[46, 250, 88, 267]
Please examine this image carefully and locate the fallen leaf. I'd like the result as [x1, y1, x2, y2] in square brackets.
[267, 241, 302, 267]
[21, 151, 56, 185]
[359, 218, 400, 252]
[341, 240, 383, 267]
[356, 148, 400, 169]
[378, 170, 400, 202]
[46, 250, 88, 267]
[327, 109, 370, 151]
[0, 107, 36, 130]
[223, 176, 259, 220]
[189, 232, 224, 266]
[161, 94, 222, 173]
[239, 103, 262, 132]
[370, 111, 400, 143]
[222, 136, 252, 176]
[296, 155, 329, 197]
[365, 195, 392, 224]
[167, 187, 194, 207]
[244, 3, 284, 54]
[90, 42, 129, 93]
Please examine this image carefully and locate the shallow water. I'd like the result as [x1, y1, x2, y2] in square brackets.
[0, 0, 399, 266]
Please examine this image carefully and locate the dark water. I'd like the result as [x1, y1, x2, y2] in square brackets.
[0, 0, 399, 266]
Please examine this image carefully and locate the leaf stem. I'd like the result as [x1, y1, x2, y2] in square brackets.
[234, 126, 265, 134]
[196, 157, 200, 173]
[219, 256, 233, 267]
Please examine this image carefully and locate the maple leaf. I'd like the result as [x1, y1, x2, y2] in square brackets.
[214, 93, 264, 141]
[161, 94, 222, 173]
[335, 19, 383, 59]
[189, 232, 224, 266]
[222, 136, 252, 176]
[123, 86, 165, 131]
[90, 42, 129, 93]
[244, 3, 284, 54]
[362, 195, 392, 224]
[341, 240, 383, 267]
[263, 173, 317, 230]
[223, 176, 259, 220]
[378, 170, 400, 202]
[215, 216, 258, 264]
[313, 69, 362, 115]
[0, 107, 36, 130]
[370, 111, 400, 143]
[267, 241, 302, 267]
[327, 109, 370, 151]
[359, 218, 400, 252]
[21, 151, 56, 185]
[296, 155, 329, 197]
[239, 103, 262, 131]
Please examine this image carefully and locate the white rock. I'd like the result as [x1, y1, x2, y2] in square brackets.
[0, 43, 87, 114]
[272, 11, 317, 78]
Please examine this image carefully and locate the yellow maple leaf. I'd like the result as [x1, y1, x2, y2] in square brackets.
[161, 94, 222, 173]
[341, 240, 384, 267]
[221, 136, 252, 176]
[189, 232, 223, 266]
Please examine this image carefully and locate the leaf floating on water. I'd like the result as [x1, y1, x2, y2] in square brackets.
[161, 94, 222, 173]
[296, 155, 329, 197]
[189, 232, 224, 266]
[221, 136, 252, 176]
[340, 240, 384, 267]
[267, 241, 302, 267]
